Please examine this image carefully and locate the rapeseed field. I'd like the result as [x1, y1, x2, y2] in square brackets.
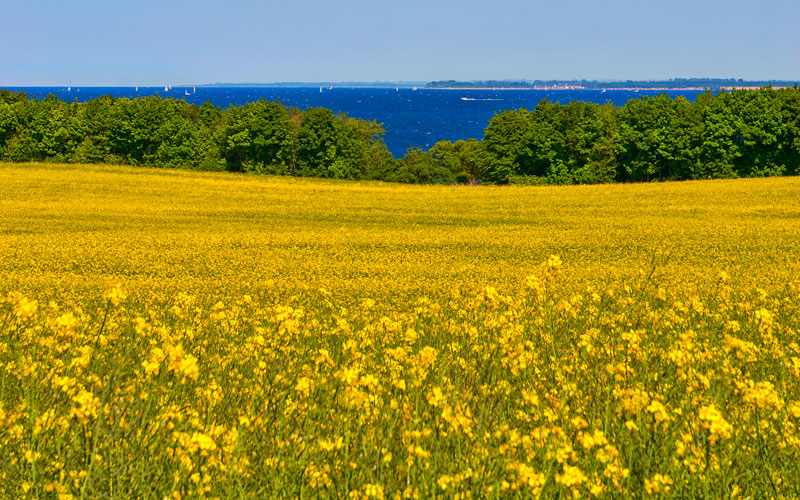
[1, 163, 799, 498]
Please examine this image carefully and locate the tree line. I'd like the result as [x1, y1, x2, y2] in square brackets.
[0, 90, 397, 180]
[1, 87, 799, 185]
[476, 87, 800, 184]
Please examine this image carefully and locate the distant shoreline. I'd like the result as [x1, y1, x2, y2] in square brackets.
[424, 86, 796, 91]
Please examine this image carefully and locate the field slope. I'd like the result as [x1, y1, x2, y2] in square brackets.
[1, 163, 799, 498]
[2, 162, 799, 299]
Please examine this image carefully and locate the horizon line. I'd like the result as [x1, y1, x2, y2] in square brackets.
[3, 77, 800, 88]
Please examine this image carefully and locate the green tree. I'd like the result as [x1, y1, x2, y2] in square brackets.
[618, 94, 676, 181]
[482, 109, 534, 183]
[699, 92, 740, 178]
[733, 88, 785, 177]
[659, 95, 705, 180]
[243, 100, 293, 172]
[330, 115, 387, 179]
[295, 107, 338, 177]
[391, 148, 455, 184]
[582, 102, 621, 183]
[0, 101, 20, 160]
[776, 87, 800, 175]
[429, 139, 488, 183]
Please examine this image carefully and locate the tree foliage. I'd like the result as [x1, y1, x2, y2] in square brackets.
[478, 87, 800, 184]
[0, 91, 391, 181]
[2, 87, 800, 185]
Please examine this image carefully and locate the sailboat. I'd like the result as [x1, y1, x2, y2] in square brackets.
[164, 86, 169, 92]
[67, 86, 71, 91]
[412, 87, 418, 91]
[185, 90, 191, 96]
[396, 87, 399, 92]
[319, 86, 323, 92]
[328, 86, 333, 90]
[135, 86, 139, 92]
[193, 86, 196, 93]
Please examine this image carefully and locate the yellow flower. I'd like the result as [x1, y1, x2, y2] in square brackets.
[788, 402, 800, 419]
[646, 400, 671, 423]
[103, 282, 127, 306]
[556, 464, 587, 488]
[295, 376, 314, 398]
[52, 311, 79, 332]
[743, 381, 784, 410]
[341, 366, 361, 385]
[12, 294, 38, 320]
[547, 254, 562, 270]
[190, 432, 217, 451]
[363, 484, 384, 499]
[70, 388, 100, 424]
[581, 430, 608, 449]
[698, 405, 733, 443]
[142, 347, 166, 376]
[516, 463, 545, 492]
[318, 437, 344, 452]
[165, 344, 199, 381]
[178, 354, 199, 380]
[645, 473, 673, 495]
[426, 387, 445, 407]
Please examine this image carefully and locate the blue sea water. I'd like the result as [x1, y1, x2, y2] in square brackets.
[6, 86, 704, 157]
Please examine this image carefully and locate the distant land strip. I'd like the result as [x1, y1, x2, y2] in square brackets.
[424, 78, 800, 90]
[191, 79, 800, 91]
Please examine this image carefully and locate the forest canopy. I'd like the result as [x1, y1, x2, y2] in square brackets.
[1, 87, 799, 185]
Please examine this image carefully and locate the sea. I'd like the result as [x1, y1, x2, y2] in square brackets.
[6, 87, 705, 157]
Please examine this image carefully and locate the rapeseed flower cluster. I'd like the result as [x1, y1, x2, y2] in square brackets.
[1, 163, 799, 497]
[2, 256, 799, 498]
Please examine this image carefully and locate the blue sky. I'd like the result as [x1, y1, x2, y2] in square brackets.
[2, 0, 798, 85]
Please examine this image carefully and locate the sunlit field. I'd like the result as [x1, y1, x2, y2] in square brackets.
[2, 162, 799, 498]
